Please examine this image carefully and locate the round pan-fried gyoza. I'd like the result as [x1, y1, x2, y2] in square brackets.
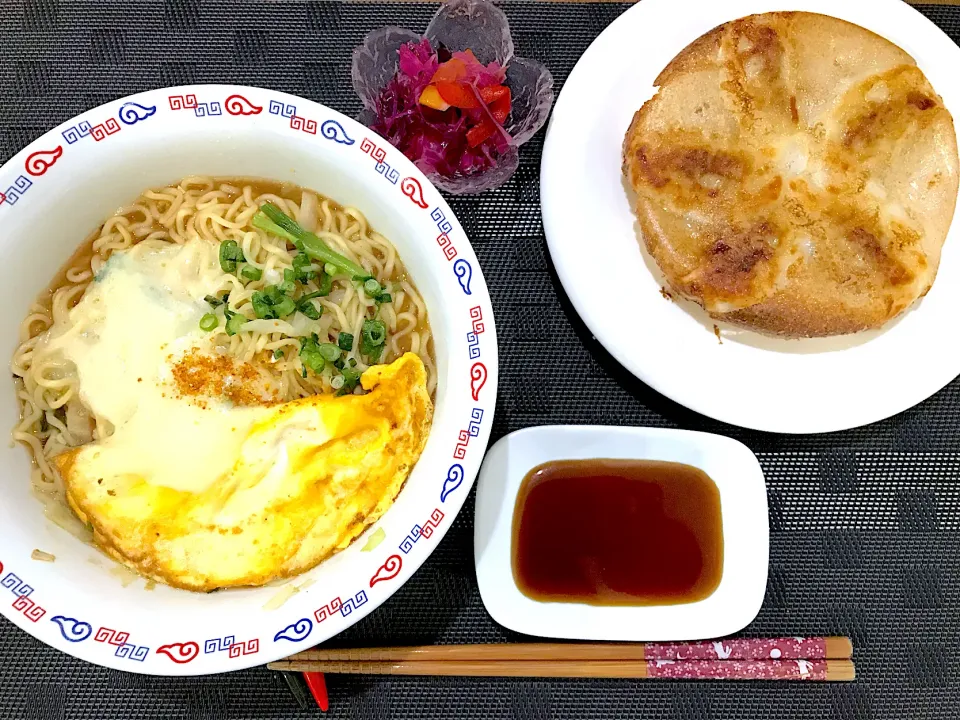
[623, 12, 959, 337]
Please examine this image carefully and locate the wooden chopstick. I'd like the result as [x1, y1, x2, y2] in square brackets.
[268, 658, 855, 681]
[270, 638, 855, 681]
[279, 671, 311, 710]
[278, 637, 853, 663]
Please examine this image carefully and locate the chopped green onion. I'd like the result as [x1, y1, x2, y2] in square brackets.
[376, 293, 392, 304]
[302, 366, 308, 378]
[219, 240, 245, 273]
[337, 333, 354, 352]
[364, 278, 382, 296]
[264, 285, 285, 303]
[251, 291, 273, 319]
[225, 312, 247, 336]
[316, 271, 333, 296]
[338, 366, 362, 395]
[318, 343, 341, 362]
[273, 348, 284, 359]
[278, 274, 296, 295]
[299, 335, 326, 374]
[330, 374, 345, 390]
[324, 263, 338, 276]
[360, 526, 386, 552]
[273, 295, 297, 318]
[204, 294, 223, 308]
[240, 265, 262, 282]
[292, 253, 316, 283]
[257, 203, 372, 280]
[298, 298, 321, 320]
[362, 319, 387, 348]
[252, 212, 304, 251]
[360, 528, 387, 552]
[301, 353, 324, 375]
[199, 313, 218, 332]
[252, 285, 297, 319]
[360, 318, 387, 362]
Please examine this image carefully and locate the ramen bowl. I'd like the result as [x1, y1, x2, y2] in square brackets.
[0, 85, 498, 674]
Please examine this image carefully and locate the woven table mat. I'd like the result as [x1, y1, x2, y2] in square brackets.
[1, 2, 959, 718]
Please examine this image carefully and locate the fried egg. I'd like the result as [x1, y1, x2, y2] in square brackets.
[55, 353, 431, 591]
[47, 238, 433, 591]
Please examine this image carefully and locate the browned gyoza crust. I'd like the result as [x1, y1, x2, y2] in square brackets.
[623, 11, 959, 337]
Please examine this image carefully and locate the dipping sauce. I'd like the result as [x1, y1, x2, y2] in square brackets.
[511, 459, 723, 606]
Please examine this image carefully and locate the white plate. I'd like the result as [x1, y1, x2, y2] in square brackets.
[541, 0, 960, 434]
[0, 85, 498, 674]
[474, 426, 768, 641]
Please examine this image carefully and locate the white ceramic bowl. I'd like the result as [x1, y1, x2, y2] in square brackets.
[0, 85, 498, 675]
[475, 426, 768, 641]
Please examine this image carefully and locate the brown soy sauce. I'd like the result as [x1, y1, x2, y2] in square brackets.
[511, 459, 723, 606]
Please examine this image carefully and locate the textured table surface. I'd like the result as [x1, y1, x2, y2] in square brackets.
[2, 2, 960, 719]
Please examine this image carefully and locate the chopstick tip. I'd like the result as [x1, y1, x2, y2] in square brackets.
[303, 671, 330, 712]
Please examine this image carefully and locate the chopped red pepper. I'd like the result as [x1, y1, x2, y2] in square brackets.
[431, 57, 467, 84]
[489, 90, 511, 125]
[466, 118, 498, 148]
[479, 85, 510, 104]
[435, 81, 480, 109]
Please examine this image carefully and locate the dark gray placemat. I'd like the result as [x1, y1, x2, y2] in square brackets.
[1, 1, 959, 718]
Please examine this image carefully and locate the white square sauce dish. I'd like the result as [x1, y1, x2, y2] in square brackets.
[474, 425, 769, 641]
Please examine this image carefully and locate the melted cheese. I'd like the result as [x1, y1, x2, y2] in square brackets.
[49, 239, 269, 493]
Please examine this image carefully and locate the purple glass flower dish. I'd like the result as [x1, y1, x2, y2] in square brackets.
[352, 0, 555, 194]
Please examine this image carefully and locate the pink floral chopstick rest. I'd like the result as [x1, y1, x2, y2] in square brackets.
[351, 0, 554, 194]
